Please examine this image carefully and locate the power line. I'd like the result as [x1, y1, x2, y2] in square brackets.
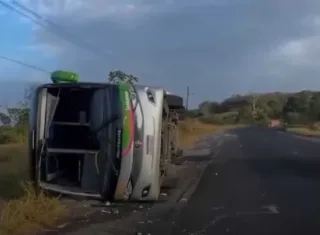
[0, 0, 110, 58]
[12, 0, 111, 58]
[185, 86, 195, 110]
[186, 86, 189, 110]
[0, 0, 48, 30]
[0, 55, 50, 74]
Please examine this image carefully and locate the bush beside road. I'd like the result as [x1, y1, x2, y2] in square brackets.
[0, 118, 238, 235]
[0, 143, 67, 235]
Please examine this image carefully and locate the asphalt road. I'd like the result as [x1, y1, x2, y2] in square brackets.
[138, 127, 320, 235]
[58, 127, 320, 235]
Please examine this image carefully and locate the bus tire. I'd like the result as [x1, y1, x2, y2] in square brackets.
[166, 94, 184, 109]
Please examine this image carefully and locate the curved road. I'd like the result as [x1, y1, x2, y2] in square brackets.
[138, 127, 320, 235]
[60, 127, 320, 235]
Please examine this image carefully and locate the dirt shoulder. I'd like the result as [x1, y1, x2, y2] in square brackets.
[44, 129, 230, 235]
[0, 119, 235, 235]
[40, 159, 209, 235]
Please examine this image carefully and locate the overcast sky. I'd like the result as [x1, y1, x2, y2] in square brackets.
[1, 0, 320, 107]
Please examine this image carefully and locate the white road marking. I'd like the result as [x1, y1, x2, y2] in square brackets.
[262, 204, 279, 214]
[211, 206, 224, 211]
[216, 139, 223, 147]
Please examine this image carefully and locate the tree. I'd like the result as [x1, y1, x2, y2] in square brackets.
[267, 100, 283, 118]
[247, 93, 260, 120]
[285, 92, 312, 114]
[283, 96, 297, 114]
[308, 93, 320, 121]
[198, 101, 219, 116]
[108, 70, 140, 99]
[282, 93, 313, 124]
[0, 86, 33, 126]
[237, 106, 253, 123]
[15, 86, 33, 125]
[108, 70, 139, 85]
[0, 111, 10, 125]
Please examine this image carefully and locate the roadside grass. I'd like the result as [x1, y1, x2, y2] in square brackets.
[0, 118, 243, 234]
[178, 118, 245, 147]
[0, 144, 68, 235]
[286, 127, 320, 137]
[0, 183, 67, 235]
[0, 144, 29, 200]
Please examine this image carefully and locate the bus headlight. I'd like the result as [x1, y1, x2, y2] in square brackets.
[141, 185, 151, 198]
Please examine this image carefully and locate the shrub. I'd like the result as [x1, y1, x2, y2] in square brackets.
[0, 182, 68, 235]
[0, 126, 28, 145]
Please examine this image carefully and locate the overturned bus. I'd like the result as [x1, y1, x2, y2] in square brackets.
[29, 72, 184, 201]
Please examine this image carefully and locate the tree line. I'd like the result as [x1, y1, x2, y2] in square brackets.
[187, 90, 320, 126]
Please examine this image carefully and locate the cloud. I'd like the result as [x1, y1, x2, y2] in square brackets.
[22, 43, 61, 55]
[20, 0, 320, 106]
[273, 36, 320, 69]
[19, 0, 153, 21]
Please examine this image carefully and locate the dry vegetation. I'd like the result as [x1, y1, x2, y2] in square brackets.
[0, 144, 29, 200]
[178, 118, 218, 147]
[0, 118, 239, 235]
[0, 183, 67, 235]
[0, 144, 68, 235]
[178, 118, 245, 147]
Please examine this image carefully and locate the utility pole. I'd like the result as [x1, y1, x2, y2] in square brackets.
[186, 86, 190, 110]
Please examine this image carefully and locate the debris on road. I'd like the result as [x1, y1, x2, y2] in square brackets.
[101, 209, 111, 214]
[262, 204, 279, 214]
[112, 208, 119, 214]
[57, 223, 69, 229]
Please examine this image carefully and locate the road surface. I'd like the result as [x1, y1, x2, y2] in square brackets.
[137, 127, 320, 235]
[56, 127, 320, 235]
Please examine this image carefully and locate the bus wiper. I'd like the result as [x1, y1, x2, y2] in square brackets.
[91, 114, 120, 175]
[92, 114, 119, 134]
